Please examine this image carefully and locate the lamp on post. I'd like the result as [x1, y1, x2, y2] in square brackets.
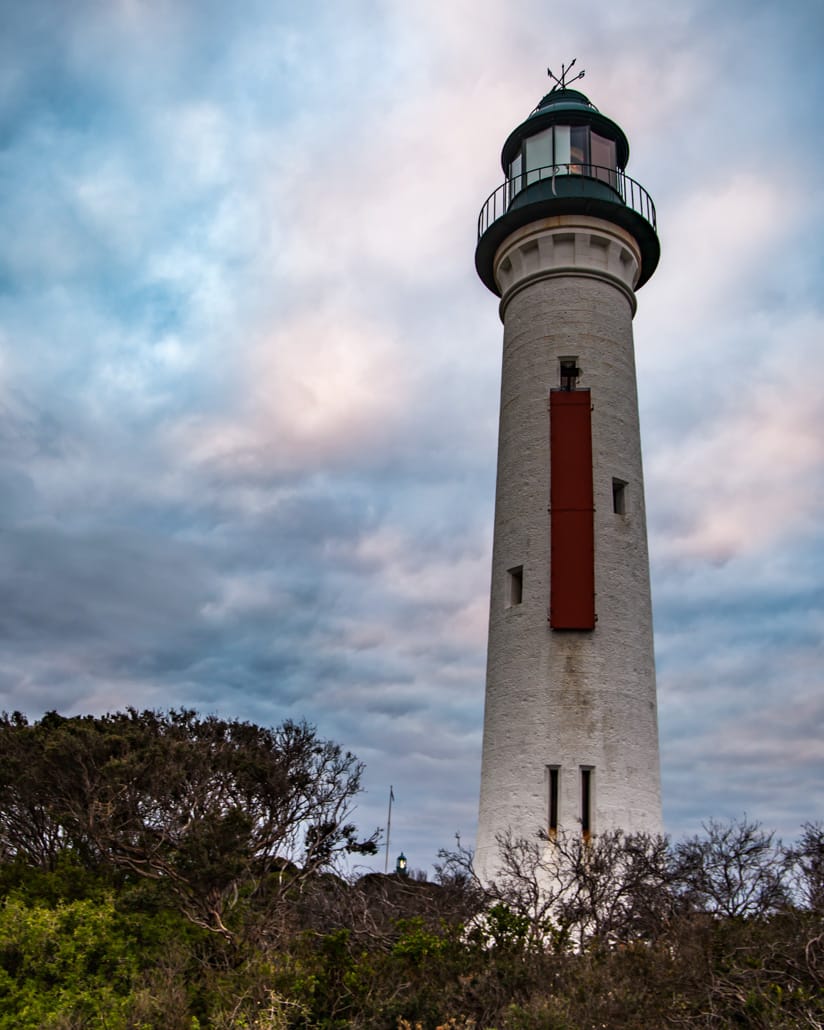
[395, 852, 407, 876]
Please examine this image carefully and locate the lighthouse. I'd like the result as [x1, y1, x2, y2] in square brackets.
[475, 69, 662, 880]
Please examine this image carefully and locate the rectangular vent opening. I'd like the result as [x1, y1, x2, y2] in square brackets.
[612, 478, 627, 515]
[507, 566, 523, 607]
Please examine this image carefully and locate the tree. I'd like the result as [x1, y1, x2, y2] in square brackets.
[0, 709, 378, 937]
[785, 821, 824, 913]
[437, 828, 673, 952]
[551, 829, 673, 947]
[0, 711, 67, 869]
[672, 817, 788, 918]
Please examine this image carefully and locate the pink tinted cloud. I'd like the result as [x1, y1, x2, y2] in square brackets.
[169, 308, 410, 479]
[649, 314, 824, 564]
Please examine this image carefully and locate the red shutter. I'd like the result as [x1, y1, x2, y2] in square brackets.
[549, 390, 595, 629]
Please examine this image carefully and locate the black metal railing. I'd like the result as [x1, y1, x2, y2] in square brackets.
[477, 164, 657, 240]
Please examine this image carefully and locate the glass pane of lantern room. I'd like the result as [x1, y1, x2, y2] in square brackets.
[553, 126, 571, 174]
[591, 132, 617, 186]
[524, 128, 552, 185]
[508, 149, 523, 204]
[570, 126, 589, 173]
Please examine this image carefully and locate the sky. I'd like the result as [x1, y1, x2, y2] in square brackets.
[0, 0, 822, 873]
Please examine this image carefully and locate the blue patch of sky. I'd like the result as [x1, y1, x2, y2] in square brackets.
[113, 280, 185, 339]
[0, 39, 124, 146]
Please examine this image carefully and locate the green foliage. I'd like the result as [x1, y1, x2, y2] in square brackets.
[0, 849, 116, 906]
[470, 904, 532, 951]
[0, 891, 143, 1028]
[1, 711, 822, 1029]
[0, 861, 208, 1029]
[392, 917, 456, 960]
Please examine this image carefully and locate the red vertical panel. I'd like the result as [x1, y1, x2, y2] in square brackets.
[549, 390, 595, 629]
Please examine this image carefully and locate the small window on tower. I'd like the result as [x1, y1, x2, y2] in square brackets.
[612, 478, 627, 515]
[559, 358, 580, 391]
[506, 566, 523, 607]
[547, 765, 560, 839]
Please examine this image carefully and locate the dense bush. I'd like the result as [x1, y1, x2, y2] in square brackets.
[0, 710, 821, 1027]
[0, 709, 378, 939]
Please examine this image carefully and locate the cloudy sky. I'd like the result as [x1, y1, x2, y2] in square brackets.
[1, 0, 822, 871]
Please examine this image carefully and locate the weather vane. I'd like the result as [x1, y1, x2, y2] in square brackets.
[547, 59, 585, 91]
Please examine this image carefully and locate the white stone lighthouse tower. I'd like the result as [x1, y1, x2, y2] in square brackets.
[475, 74, 662, 880]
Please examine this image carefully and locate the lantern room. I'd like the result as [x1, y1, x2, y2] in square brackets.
[502, 88, 625, 189]
[475, 87, 659, 294]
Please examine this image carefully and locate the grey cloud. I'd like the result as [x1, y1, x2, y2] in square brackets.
[1, 0, 822, 872]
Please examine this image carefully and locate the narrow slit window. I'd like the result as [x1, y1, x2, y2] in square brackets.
[507, 566, 523, 607]
[580, 767, 593, 842]
[547, 765, 559, 838]
[612, 478, 627, 515]
[559, 358, 580, 391]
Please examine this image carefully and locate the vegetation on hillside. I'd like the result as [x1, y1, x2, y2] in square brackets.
[0, 709, 821, 1028]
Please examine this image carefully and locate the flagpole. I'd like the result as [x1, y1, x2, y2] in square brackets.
[384, 785, 394, 873]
